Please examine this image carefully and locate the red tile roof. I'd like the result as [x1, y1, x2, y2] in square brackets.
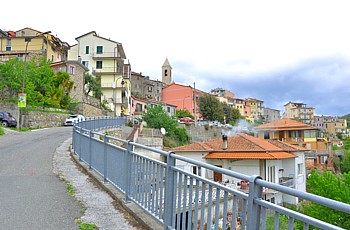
[254, 118, 317, 131]
[171, 133, 297, 160]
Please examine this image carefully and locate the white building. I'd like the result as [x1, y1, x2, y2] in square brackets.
[68, 31, 131, 116]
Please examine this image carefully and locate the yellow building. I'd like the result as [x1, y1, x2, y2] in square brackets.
[227, 97, 245, 117]
[283, 101, 314, 124]
[245, 98, 264, 121]
[0, 28, 69, 63]
[68, 31, 131, 116]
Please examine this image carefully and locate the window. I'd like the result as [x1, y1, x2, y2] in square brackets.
[297, 163, 303, 175]
[264, 131, 270, 139]
[69, 66, 75, 74]
[268, 166, 275, 183]
[192, 166, 202, 176]
[82, 61, 89, 68]
[85, 46, 89, 54]
[164, 69, 168, 76]
[148, 86, 153, 92]
[167, 107, 170, 113]
[96, 46, 103, 54]
[6, 39, 11, 51]
[96, 61, 102, 69]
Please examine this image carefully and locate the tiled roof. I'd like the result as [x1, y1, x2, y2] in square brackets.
[267, 140, 308, 151]
[171, 133, 297, 160]
[204, 151, 295, 159]
[254, 118, 317, 131]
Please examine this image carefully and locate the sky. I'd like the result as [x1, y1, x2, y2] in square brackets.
[3, 0, 350, 116]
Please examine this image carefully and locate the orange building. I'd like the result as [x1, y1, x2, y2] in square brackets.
[162, 83, 206, 120]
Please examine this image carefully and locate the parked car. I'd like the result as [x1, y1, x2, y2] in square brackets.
[64, 114, 85, 126]
[179, 117, 195, 123]
[0, 112, 17, 127]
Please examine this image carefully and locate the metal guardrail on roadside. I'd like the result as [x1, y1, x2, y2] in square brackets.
[72, 118, 350, 230]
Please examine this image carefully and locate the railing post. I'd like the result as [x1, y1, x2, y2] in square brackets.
[125, 140, 133, 202]
[103, 133, 108, 183]
[78, 126, 82, 162]
[163, 152, 176, 230]
[89, 130, 92, 169]
[247, 175, 263, 229]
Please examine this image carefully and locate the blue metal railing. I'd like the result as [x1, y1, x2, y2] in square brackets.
[72, 118, 350, 230]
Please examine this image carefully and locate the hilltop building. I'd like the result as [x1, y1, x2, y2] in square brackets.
[283, 101, 314, 124]
[0, 27, 69, 63]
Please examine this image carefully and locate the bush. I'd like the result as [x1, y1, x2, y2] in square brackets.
[204, 124, 209, 130]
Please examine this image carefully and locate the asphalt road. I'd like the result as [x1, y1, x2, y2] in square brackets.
[0, 127, 82, 230]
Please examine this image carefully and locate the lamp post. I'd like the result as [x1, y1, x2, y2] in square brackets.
[18, 31, 51, 129]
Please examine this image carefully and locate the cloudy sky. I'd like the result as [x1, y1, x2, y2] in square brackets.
[4, 0, 350, 116]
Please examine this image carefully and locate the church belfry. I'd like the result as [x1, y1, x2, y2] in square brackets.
[162, 58, 172, 85]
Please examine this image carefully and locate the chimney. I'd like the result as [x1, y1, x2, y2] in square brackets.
[222, 135, 228, 150]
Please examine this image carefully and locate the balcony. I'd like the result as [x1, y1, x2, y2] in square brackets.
[92, 67, 123, 75]
[111, 97, 128, 106]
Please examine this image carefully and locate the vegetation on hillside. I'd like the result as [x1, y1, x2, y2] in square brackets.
[0, 57, 75, 110]
[142, 105, 190, 147]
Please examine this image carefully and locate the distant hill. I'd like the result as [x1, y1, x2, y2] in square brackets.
[340, 114, 350, 124]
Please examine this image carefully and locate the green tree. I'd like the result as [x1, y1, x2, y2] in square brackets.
[0, 57, 23, 99]
[222, 103, 241, 124]
[198, 94, 224, 121]
[298, 170, 350, 229]
[142, 105, 190, 147]
[84, 73, 102, 99]
[176, 109, 194, 119]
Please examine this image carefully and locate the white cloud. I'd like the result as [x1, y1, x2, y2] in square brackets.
[4, 0, 350, 115]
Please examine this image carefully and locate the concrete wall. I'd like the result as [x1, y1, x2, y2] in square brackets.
[0, 102, 18, 118]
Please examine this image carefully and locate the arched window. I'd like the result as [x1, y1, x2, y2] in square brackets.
[164, 69, 168, 76]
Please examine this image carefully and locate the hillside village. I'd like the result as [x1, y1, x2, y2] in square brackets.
[1, 27, 350, 226]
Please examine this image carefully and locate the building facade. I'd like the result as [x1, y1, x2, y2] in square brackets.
[245, 98, 264, 121]
[263, 107, 281, 123]
[68, 31, 131, 116]
[283, 101, 315, 124]
[50, 60, 89, 103]
[0, 28, 69, 63]
[130, 71, 165, 101]
[210, 88, 235, 98]
[162, 83, 205, 120]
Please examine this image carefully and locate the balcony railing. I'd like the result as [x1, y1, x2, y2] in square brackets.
[279, 177, 295, 187]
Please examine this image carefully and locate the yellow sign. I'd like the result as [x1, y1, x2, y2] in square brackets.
[18, 93, 26, 107]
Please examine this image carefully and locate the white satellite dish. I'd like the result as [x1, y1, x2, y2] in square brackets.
[160, 127, 166, 135]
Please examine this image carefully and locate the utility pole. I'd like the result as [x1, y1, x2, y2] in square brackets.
[193, 81, 197, 126]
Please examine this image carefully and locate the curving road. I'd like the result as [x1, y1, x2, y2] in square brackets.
[0, 127, 81, 230]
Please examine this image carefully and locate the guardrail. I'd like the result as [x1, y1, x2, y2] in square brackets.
[72, 118, 350, 230]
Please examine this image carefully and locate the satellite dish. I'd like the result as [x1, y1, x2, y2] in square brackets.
[160, 127, 166, 135]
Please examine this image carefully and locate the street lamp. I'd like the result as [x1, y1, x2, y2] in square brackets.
[22, 31, 51, 94]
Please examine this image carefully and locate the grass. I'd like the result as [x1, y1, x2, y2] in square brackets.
[59, 175, 98, 230]
[0, 127, 4, 135]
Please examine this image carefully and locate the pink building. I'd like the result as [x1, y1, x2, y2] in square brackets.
[162, 83, 206, 120]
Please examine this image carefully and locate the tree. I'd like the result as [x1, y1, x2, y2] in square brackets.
[142, 105, 190, 147]
[222, 102, 241, 124]
[198, 94, 224, 121]
[142, 105, 178, 135]
[176, 109, 194, 119]
[297, 170, 350, 229]
[84, 73, 102, 99]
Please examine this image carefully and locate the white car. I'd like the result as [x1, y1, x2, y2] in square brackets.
[64, 114, 85, 126]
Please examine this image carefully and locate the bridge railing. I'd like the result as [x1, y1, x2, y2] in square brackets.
[72, 119, 350, 230]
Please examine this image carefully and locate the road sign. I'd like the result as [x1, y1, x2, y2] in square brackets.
[18, 93, 26, 107]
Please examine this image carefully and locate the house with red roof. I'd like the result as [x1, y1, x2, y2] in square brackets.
[171, 133, 307, 205]
[254, 118, 333, 172]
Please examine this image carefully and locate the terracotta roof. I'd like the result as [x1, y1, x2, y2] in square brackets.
[254, 118, 317, 131]
[171, 133, 297, 160]
[204, 151, 295, 160]
[267, 140, 308, 151]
